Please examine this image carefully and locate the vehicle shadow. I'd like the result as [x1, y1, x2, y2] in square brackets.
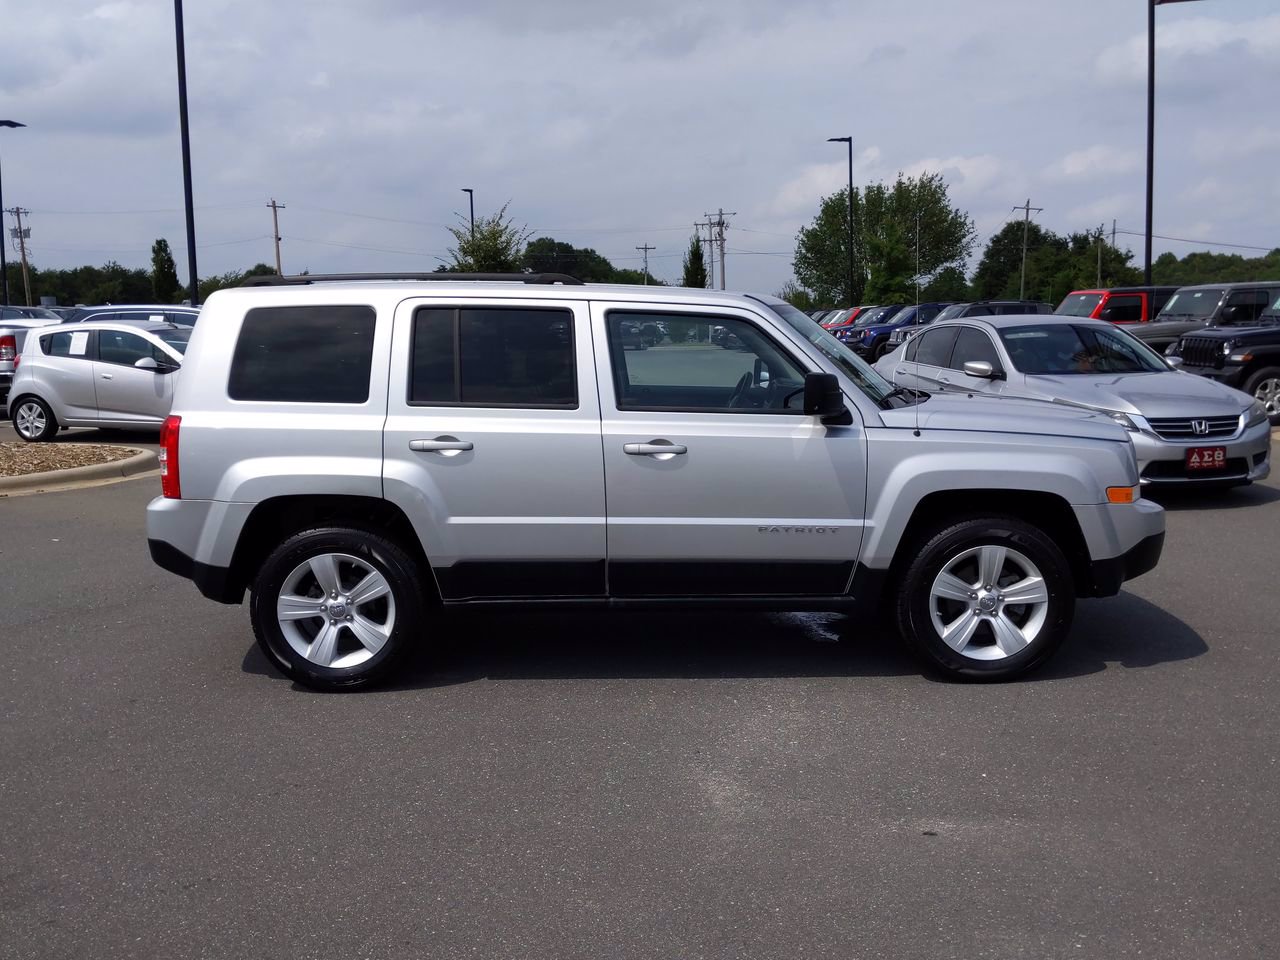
[53, 427, 161, 446]
[240, 591, 1206, 691]
[1146, 481, 1280, 511]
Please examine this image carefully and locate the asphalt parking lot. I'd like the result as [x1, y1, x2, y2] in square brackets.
[2, 447, 1279, 959]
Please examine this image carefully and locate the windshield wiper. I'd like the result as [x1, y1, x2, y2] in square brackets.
[882, 385, 928, 408]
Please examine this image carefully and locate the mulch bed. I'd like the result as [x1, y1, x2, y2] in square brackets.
[0, 441, 136, 478]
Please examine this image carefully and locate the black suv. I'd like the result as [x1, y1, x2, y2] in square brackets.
[1130, 281, 1280, 353]
[1170, 286, 1280, 424]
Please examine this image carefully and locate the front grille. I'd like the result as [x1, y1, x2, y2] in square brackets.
[1143, 457, 1249, 481]
[1179, 336, 1225, 369]
[1146, 415, 1240, 440]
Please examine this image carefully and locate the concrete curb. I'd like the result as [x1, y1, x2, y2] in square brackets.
[0, 448, 158, 497]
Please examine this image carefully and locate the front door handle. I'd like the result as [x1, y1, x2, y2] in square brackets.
[409, 437, 474, 453]
[100, 373, 113, 380]
[624, 441, 687, 457]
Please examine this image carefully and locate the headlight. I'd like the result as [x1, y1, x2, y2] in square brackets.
[1222, 342, 1233, 355]
[1108, 412, 1140, 432]
[1164, 342, 1180, 356]
[1245, 400, 1268, 428]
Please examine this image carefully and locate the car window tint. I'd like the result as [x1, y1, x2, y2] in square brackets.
[950, 327, 1001, 370]
[97, 331, 154, 366]
[605, 312, 807, 413]
[42, 332, 82, 357]
[912, 327, 960, 367]
[1103, 295, 1143, 322]
[410, 306, 575, 407]
[229, 305, 376, 403]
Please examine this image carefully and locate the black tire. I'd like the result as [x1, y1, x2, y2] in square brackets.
[250, 527, 427, 691]
[1242, 365, 1280, 426]
[11, 395, 58, 442]
[894, 515, 1074, 681]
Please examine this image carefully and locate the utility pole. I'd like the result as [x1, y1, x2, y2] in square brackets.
[705, 209, 735, 290]
[696, 219, 715, 289]
[1012, 198, 1043, 300]
[635, 243, 654, 285]
[267, 199, 285, 275]
[1097, 224, 1104, 288]
[172, 0, 199, 305]
[7, 207, 32, 306]
[1111, 219, 1117, 248]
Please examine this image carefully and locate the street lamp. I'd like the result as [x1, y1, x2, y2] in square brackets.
[461, 188, 475, 242]
[173, 0, 199, 304]
[0, 119, 25, 307]
[827, 137, 854, 307]
[1145, 0, 1205, 284]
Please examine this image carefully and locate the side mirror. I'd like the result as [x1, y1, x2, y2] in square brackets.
[1099, 307, 1113, 321]
[1220, 305, 1238, 322]
[962, 360, 1001, 379]
[804, 372, 848, 421]
[134, 357, 159, 371]
[1166, 356, 1184, 369]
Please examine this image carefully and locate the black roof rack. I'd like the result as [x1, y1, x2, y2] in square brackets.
[241, 272, 583, 287]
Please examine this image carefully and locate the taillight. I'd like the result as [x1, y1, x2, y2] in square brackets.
[0, 335, 14, 362]
[159, 415, 181, 498]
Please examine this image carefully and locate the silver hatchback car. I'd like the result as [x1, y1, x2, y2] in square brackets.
[8, 320, 190, 441]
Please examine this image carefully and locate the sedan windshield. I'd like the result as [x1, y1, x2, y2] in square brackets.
[1155, 288, 1224, 320]
[756, 298, 896, 404]
[1055, 293, 1102, 317]
[999, 324, 1169, 375]
[156, 327, 192, 354]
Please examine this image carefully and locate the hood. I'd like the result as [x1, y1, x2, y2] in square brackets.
[1182, 322, 1280, 342]
[879, 392, 1129, 443]
[1023, 371, 1249, 418]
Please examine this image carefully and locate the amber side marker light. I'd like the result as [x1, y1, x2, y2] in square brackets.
[1107, 486, 1138, 504]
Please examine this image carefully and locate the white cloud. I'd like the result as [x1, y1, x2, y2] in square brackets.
[1045, 145, 1139, 182]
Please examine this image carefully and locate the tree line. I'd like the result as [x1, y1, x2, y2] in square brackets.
[4, 187, 1275, 309]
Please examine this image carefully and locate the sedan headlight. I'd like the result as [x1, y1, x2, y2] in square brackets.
[1245, 399, 1268, 428]
[1108, 412, 1140, 432]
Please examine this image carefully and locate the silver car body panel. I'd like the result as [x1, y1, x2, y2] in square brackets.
[146, 282, 1163, 600]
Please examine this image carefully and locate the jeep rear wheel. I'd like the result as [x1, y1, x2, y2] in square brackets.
[895, 516, 1074, 680]
[250, 527, 426, 690]
[1243, 366, 1280, 425]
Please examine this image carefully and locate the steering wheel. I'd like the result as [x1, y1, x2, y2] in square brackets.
[727, 371, 754, 408]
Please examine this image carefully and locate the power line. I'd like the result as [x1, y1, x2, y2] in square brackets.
[1113, 228, 1274, 253]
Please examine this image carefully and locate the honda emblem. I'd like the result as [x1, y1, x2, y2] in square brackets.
[1191, 419, 1209, 435]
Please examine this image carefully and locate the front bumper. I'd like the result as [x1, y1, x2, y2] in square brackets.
[1133, 422, 1271, 485]
[1179, 362, 1247, 389]
[1087, 532, 1165, 598]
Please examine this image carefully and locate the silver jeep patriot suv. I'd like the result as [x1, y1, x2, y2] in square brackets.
[146, 273, 1165, 689]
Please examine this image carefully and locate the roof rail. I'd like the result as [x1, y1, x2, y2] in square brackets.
[240, 272, 584, 287]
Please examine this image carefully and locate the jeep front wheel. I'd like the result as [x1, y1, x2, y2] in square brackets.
[1243, 366, 1280, 425]
[895, 516, 1074, 680]
[250, 527, 426, 690]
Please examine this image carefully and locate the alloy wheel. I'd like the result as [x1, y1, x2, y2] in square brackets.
[1255, 377, 1280, 418]
[14, 401, 47, 440]
[928, 544, 1049, 661]
[275, 552, 396, 669]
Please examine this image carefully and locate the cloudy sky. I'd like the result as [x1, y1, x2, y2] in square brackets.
[2, 0, 1277, 295]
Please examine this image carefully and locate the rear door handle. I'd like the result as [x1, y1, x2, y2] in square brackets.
[624, 441, 687, 456]
[100, 373, 113, 380]
[409, 437, 474, 453]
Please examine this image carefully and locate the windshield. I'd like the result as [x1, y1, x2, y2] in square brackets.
[931, 303, 968, 323]
[999, 323, 1169, 375]
[1055, 293, 1103, 317]
[1156, 288, 1224, 320]
[855, 305, 896, 327]
[156, 327, 192, 354]
[755, 298, 896, 404]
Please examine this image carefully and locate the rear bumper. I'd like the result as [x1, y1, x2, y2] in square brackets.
[1086, 531, 1165, 598]
[148, 538, 242, 604]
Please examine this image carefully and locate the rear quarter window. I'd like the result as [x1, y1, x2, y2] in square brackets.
[228, 305, 376, 403]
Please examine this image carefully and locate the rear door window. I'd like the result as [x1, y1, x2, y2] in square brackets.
[410, 306, 576, 407]
[229, 305, 376, 403]
[41, 330, 95, 359]
[1101, 295, 1143, 323]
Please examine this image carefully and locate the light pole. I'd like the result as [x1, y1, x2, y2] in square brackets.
[461, 188, 475, 242]
[0, 120, 24, 307]
[1146, 0, 1204, 284]
[827, 137, 854, 307]
[172, 0, 199, 304]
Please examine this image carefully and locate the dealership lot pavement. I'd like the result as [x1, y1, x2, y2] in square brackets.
[2, 467, 1278, 959]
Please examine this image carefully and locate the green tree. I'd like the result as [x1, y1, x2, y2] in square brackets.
[1151, 247, 1280, 285]
[794, 172, 974, 307]
[150, 238, 180, 303]
[863, 222, 915, 303]
[522, 237, 616, 281]
[775, 281, 818, 312]
[920, 265, 970, 301]
[444, 202, 531, 272]
[971, 221, 1055, 300]
[681, 233, 708, 288]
